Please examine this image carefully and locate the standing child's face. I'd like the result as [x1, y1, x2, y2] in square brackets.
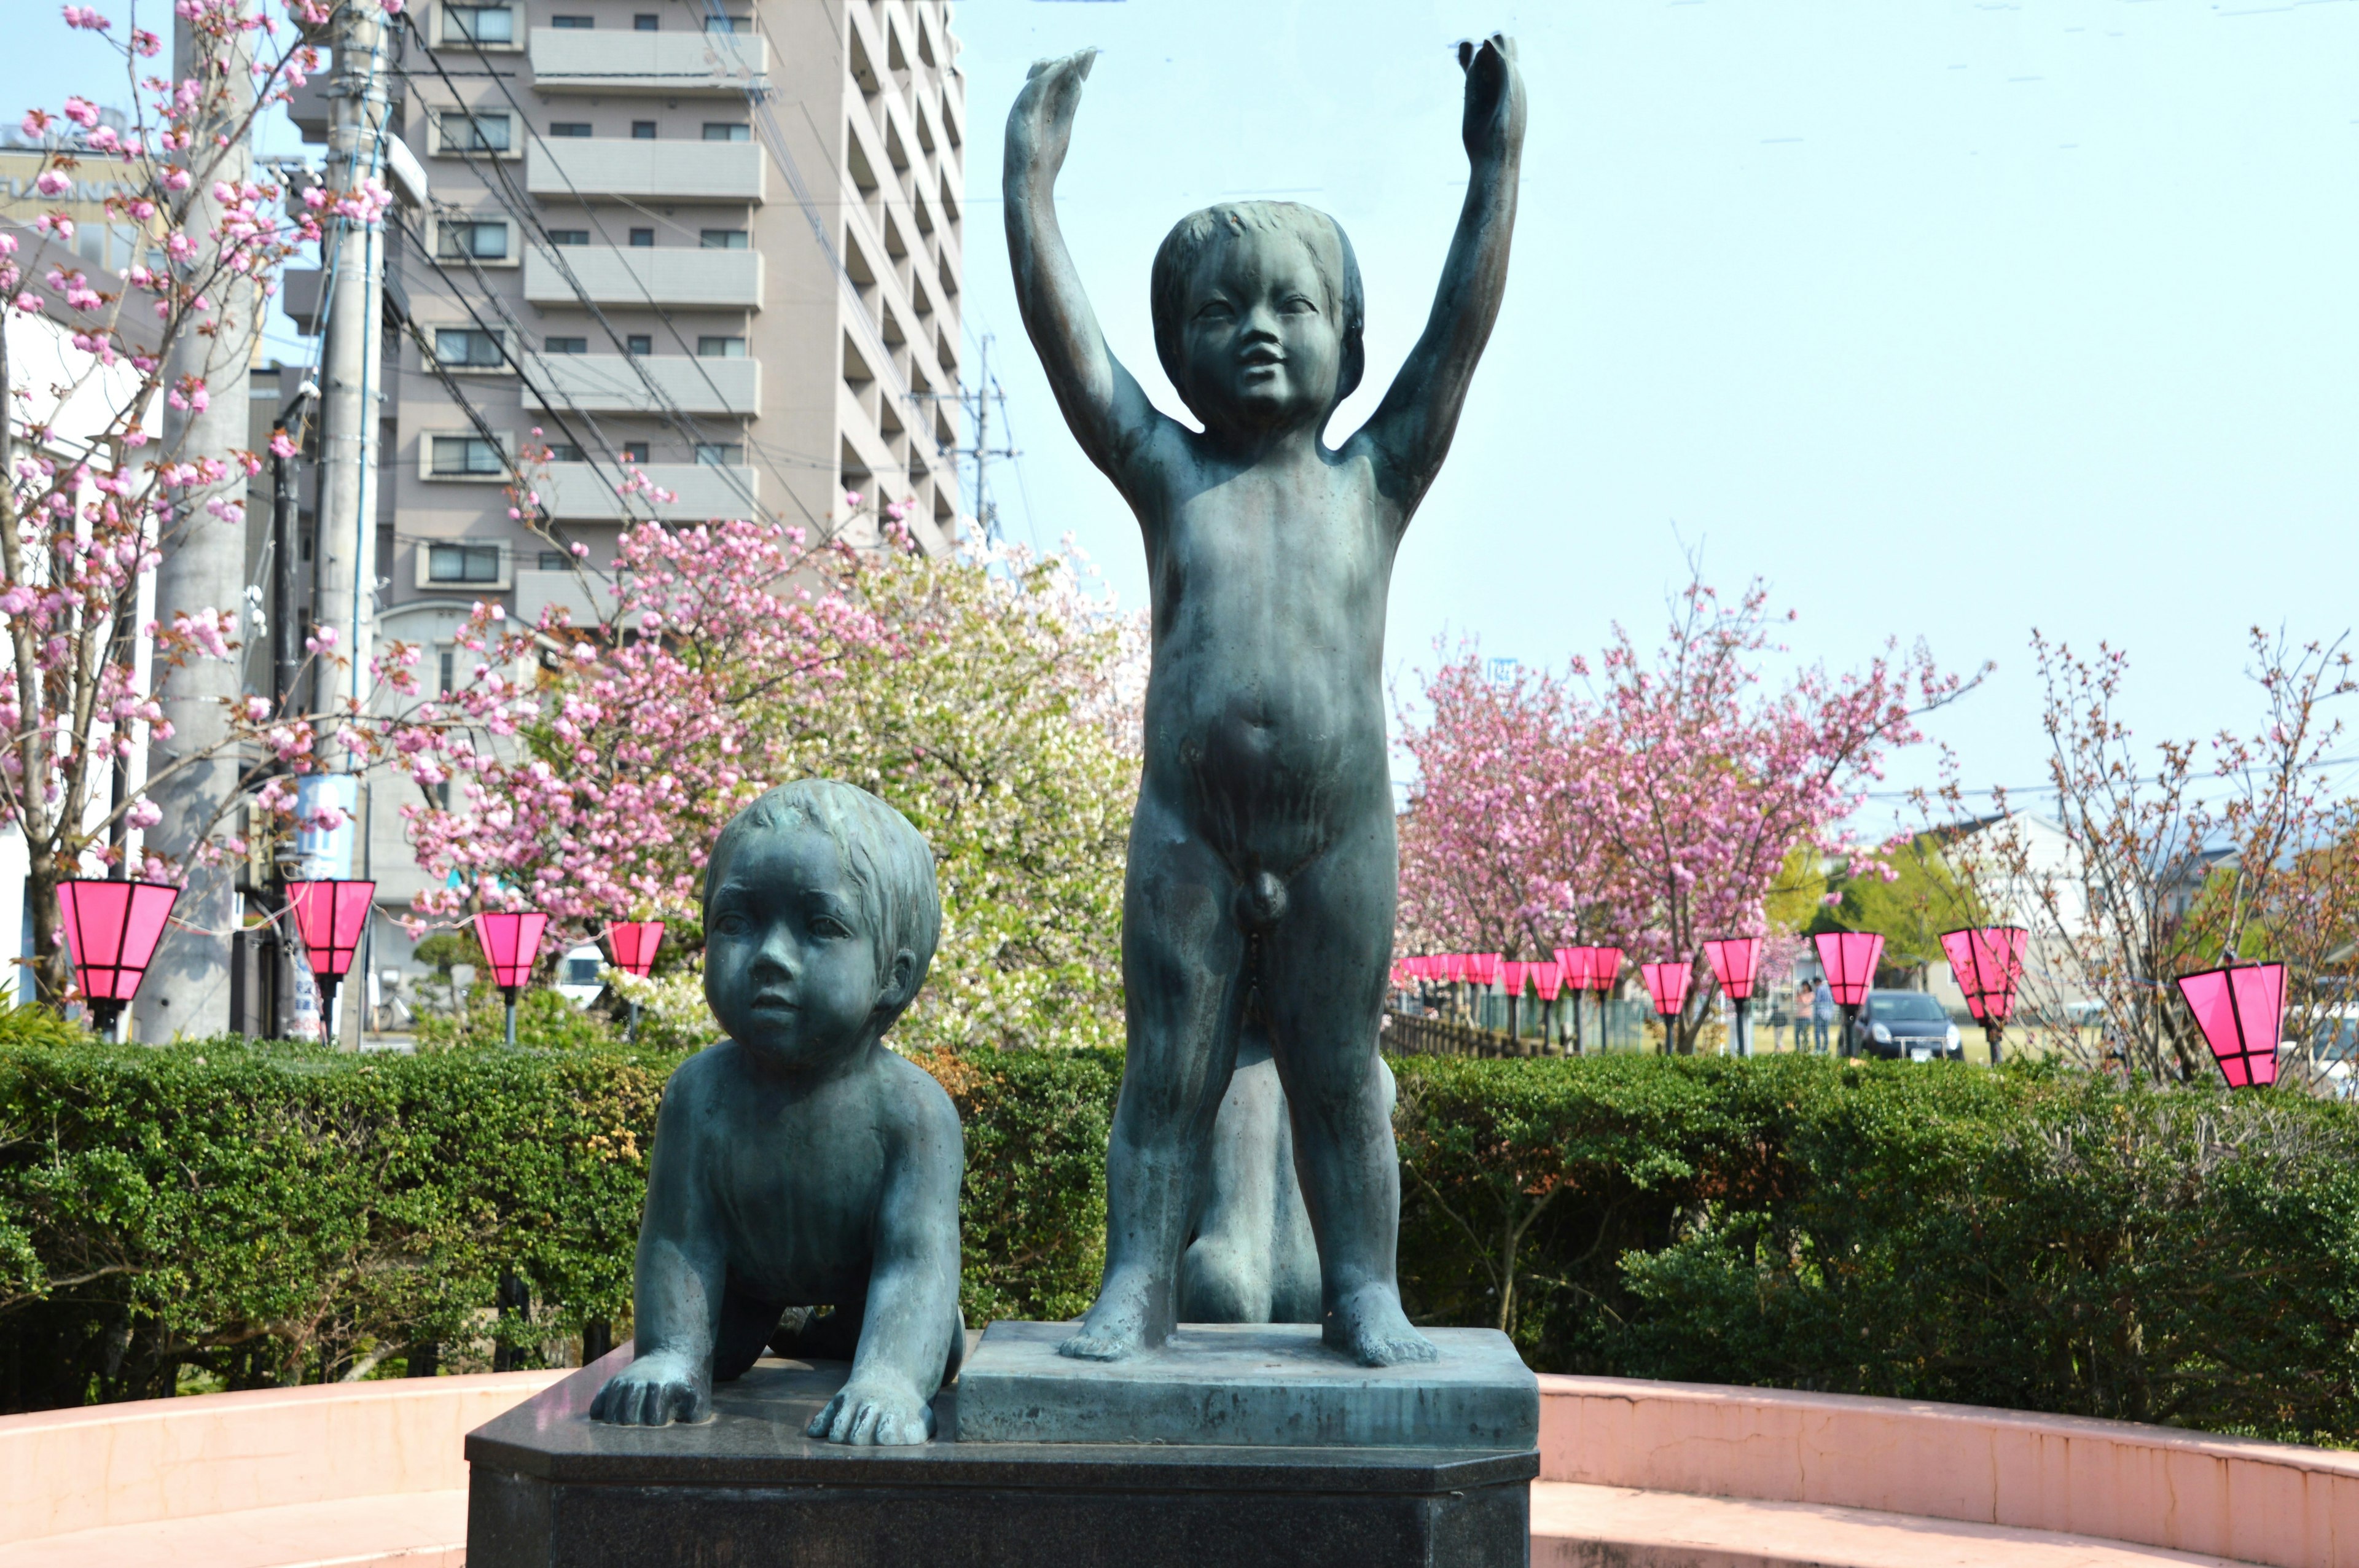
[704, 821, 902, 1074]
[1176, 226, 1345, 434]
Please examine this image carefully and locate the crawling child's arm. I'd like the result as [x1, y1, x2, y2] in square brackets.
[1353, 34, 1526, 515]
[589, 1055, 728, 1426]
[1004, 49, 1168, 490]
[806, 1060, 964, 1446]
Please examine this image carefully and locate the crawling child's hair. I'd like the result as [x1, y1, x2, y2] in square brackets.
[705, 780, 941, 1022]
[1149, 201, 1366, 411]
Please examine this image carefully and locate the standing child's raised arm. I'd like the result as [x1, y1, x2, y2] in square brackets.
[1354, 34, 1526, 515]
[1004, 49, 1165, 488]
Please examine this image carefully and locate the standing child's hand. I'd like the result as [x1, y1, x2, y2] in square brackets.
[1458, 33, 1524, 162]
[1007, 47, 1097, 182]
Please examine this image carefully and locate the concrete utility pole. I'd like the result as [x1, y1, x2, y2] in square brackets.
[135, 18, 257, 1043]
[961, 335, 1017, 542]
[312, 1, 389, 1047]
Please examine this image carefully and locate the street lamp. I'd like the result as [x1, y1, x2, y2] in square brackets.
[1813, 929, 1884, 1058]
[1703, 937, 1764, 1058]
[55, 879, 178, 1040]
[1532, 959, 1564, 1053]
[1639, 959, 1692, 1053]
[603, 919, 665, 1042]
[286, 880, 377, 1040]
[473, 908, 550, 1048]
[2174, 960, 2285, 1089]
[1940, 926, 2027, 1066]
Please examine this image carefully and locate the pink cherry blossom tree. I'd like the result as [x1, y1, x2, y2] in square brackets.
[1396, 567, 1975, 1052]
[3, 1, 397, 1005]
[383, 501, 1147, 1053]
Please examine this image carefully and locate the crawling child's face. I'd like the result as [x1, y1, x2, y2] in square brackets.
[1175, 226, 1346, 434]
[703, 821, 895, 1074]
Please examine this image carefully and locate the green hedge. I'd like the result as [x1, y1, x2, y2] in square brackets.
[6, 1040, 2358, 1445]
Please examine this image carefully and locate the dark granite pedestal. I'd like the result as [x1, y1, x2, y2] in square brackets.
[466, 1346, 1538, 1568]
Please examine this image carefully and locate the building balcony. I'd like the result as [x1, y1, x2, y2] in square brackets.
[540, 461, 760, 523]
[526, 27, 767, 96]
[525, 353, 759, 417]
[525, 138, 765, 205]
[523, 246, 761, 310]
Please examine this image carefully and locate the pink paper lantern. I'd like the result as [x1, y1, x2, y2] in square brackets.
[1501, 959, 1527, 997]
[1702, 937, 1764, 1001]
[1587, 946, 1625, 993]
[1640, 959, 1691, 1020]
[1446, 953, 1472, 984]
[1531, 961, 1563, 1002]
[2175, 961, 2285, 1090]
[473, 909, 550, 996]
[604, 919, 666, 978]
[1941, 926, 2027, 1026]
[1813, 929, 1884, 1008]
[288, 880, 375, 977]
[55, 878, 178, 1036]
[1473, 952, 1503, 988]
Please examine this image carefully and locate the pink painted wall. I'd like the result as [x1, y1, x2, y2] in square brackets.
[1539, 1373, 2359, 1568]
[0, 1369, 565, 1545]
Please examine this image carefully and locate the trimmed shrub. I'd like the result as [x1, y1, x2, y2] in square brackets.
[6, 1041, 2358, 1445]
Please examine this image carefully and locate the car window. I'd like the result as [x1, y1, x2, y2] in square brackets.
[1869, 993, 1948, 1022]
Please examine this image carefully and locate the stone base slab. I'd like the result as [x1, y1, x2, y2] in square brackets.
[953, 1319, 1541, 1448]
[465, 1350, 1537, 1568]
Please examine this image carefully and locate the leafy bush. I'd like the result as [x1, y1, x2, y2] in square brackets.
[7, 1040, 2359, 1446]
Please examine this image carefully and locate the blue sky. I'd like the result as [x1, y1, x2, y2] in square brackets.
[10, 1, 2358, 829]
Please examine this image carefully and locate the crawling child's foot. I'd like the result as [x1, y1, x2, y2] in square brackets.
[1324, 1283, 1439, 1367]
[1058, 1267, 1160, 1360]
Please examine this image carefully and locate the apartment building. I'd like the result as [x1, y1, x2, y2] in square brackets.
[281, 0, 966, 994]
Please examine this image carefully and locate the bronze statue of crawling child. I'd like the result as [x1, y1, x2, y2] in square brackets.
[589, 779, 964, 1445]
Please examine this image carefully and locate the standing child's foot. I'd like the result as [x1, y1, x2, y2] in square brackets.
[1059, 1266, 1167, 1361]
[1324, 1282, 1439, 1367]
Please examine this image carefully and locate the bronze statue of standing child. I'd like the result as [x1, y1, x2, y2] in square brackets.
[1004, 36, 1525, 1365]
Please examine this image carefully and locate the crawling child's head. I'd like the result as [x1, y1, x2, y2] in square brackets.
[1150, 201, 1365, 435]
[702, 780, 941, 1071]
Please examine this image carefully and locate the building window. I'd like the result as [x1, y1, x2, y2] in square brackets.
[436, 219, 509, 260]
[433, 327, 506, 368]
[437, 111, 512, 154]
[633, 12, 657, 28]
[544, 335, 588, 354]
[538, 550, 568, 570]
[695, 443, 743, 466]
[550, 12, 592, 25]
[702, 122, 749, 142]
[547, 228, 589, 246]
[696, 335, 745, 357]
[429, 435, 506, 477]
[438, 644, 456, 694]
[630, 120, 657, 140]
[703, 14, 748, 31]
[625, 333, 652, 355]
[627, 227, 654, 248]
[442, 4, 515, 44]
[546, 440, 585, 461]
[426, 542, 505, 582]
[699, 228, 747, 249]
[549, 121, 592, 138]
[620, 442, 650, 462]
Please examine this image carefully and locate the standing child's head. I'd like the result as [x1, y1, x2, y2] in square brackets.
[702, 780, 941, 1072]
[1150, 201, 1365, 435]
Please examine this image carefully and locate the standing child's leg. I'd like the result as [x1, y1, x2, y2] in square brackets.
[1258, 817, 1437, 1367]
[1062, 787, 1248, 1360]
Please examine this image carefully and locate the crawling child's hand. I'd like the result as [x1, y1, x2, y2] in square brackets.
[807, 1374, 934, 1446]
[588, 1350, 710, 1427]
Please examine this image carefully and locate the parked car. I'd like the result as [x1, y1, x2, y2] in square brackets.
[2305, 1013, 2358, 1098]
[1850, 989, 1963, 1061]
[553, 942, 606, 1008]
